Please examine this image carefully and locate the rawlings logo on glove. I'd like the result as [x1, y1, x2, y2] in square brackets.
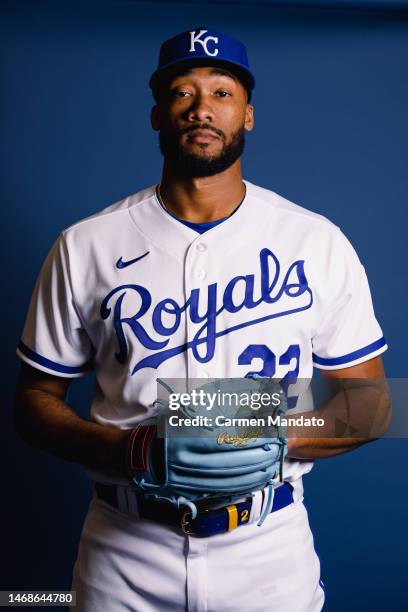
[216, 429, 264, 446]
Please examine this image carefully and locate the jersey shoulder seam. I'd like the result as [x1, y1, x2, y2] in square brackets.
[249, 186, 339, 230]
[61, 189, 156, 236]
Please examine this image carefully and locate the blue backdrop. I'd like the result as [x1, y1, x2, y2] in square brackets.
[1, 1, 407, 610]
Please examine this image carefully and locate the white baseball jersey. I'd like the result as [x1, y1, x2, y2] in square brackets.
[17, 180, 387, 489]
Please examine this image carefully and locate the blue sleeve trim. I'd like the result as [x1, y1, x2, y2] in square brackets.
[18, 340, 91, 374]
[312, 337, 387, 367]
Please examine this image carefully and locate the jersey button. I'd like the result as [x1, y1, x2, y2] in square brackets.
[196, 269, 206, 280]
[196, 243, 207, 252]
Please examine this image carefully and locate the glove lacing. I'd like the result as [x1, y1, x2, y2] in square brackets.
[257, 438, 286, 527]
[257, 479, 275, 526]
[177, 497, 199, 519]
[135, 479, 200, 520]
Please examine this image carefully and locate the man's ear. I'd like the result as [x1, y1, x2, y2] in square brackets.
[244, 103, 254, 132]
[151, 105, 160, 131]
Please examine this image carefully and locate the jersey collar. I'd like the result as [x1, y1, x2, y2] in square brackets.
[127, 180, 256, 261]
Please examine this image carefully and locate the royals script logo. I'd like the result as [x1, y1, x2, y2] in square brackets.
[100, 248, 313, 374]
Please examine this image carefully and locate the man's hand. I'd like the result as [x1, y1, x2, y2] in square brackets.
[14, 363, 132, 476]
[287, 355, 392, 460]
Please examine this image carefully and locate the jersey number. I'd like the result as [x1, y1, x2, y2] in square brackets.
[238, 344, 300, 409]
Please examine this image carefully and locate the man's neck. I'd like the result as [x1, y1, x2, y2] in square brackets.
[158, 160, 246, 223]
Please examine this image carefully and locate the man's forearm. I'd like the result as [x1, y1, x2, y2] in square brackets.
[285, 378, 391, 460]
[287, 436, 374, 459]
[14, 388, 131, 477]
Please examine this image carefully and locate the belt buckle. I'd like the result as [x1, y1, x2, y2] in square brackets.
[180, 496, 253, 536]
[180, 500, 222, 535]
[180, 502, 214, 535]
[180, 510, 194, 534]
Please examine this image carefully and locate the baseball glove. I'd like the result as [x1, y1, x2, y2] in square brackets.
[126, 376, 288, 526]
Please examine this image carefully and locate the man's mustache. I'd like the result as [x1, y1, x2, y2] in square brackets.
[179, 123, 225, 141]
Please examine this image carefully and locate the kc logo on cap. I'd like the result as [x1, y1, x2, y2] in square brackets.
[189, 30, 219, 57]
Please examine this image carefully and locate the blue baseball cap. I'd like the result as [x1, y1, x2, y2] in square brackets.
[149, 28, 255, 95]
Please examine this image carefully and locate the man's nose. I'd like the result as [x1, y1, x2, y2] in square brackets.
[187, 95, 214, 123]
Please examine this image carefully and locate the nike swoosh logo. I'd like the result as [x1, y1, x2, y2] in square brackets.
[116, 251, 150, 269]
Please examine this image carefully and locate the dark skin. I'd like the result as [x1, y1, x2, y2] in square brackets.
[151, 66, 254, 222]
[13, 66, 391, 476]
[288, 356, 391, 459]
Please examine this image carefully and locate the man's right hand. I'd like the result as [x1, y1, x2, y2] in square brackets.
[14, 363, 132, 477]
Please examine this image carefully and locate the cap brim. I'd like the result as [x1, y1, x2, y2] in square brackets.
[149, 56, 255, 92]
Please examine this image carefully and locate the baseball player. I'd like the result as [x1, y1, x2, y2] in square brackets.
[14, 28, 389, 611]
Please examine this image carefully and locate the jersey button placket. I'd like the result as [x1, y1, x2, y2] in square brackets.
[184, 241, 209, 380]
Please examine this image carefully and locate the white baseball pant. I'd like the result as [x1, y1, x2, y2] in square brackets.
[71, 485, 325, 612]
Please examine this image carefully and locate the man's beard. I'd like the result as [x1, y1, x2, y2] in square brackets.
[159, 124, 245, 178]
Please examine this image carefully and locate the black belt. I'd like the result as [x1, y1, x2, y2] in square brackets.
[95, 482, 294, 537]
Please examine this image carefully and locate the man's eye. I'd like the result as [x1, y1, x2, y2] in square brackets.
[174, 91, 191, 98]
[215, 90, 231, 98]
